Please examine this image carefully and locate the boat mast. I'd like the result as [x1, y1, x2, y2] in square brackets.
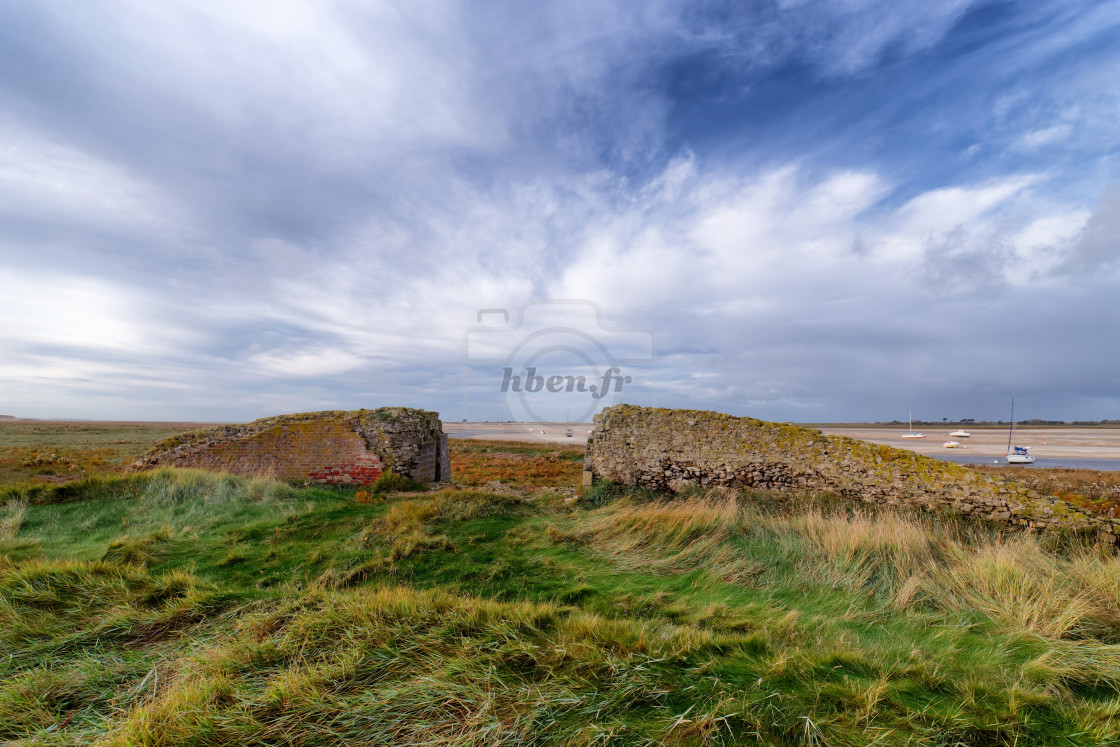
[1006, 395, 1014, 456]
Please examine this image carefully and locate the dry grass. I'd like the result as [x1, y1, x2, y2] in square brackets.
[791, 506, 1120, 638]
[771, 506, 948, 592]
[0, 498, 26, 537]
[569, 492, 766, 582]
[574, 490, 1120, 641]
[921, 539, 1100, 638]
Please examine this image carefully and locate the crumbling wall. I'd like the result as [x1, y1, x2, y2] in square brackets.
[133, 408, 450, 485]
[587, 405, 1119, 544]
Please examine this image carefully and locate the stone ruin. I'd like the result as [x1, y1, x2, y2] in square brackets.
[133, 408, 450, 485]
[587, 405, 1119, 545]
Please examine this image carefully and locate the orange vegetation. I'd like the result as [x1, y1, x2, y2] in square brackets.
[970, 465, 1120, 518]
[448, 439, 584, 489]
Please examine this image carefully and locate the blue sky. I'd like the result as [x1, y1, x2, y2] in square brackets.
[1, 0, 1119, 423]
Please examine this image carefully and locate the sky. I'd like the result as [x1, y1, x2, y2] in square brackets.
[1, 0, 1119, 424]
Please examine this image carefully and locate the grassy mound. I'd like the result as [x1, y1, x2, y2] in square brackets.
[3, 454, 1120, 745]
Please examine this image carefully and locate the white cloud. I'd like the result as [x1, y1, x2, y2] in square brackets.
[1017, 123, 1073, 150]
[0, 269, 149, 352]
[901, 176, 1040, 231]
[88, 0, 501, 160]
[0, 121, 179, 230]
[246, 348, 366, 378]
[1006, 210, 1091, 284]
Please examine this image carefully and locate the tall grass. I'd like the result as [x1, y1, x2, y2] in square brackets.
[7, 469, 303, 548]
[132, 467, 298, 506]
[574, 489, 1120, 641]
[0, 497, 26, 537]
[921, 539, 1100, 638]
[570, 492, 764, 582]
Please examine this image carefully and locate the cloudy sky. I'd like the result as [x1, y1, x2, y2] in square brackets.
[2, 0, 1119, 423]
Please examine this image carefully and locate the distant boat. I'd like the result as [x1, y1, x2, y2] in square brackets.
[1006, 396, 1035, 464]
[943, 440, 962, 448]
[565, 409, 573, 437]
[900, 410, 925, 439]
[948, 429, 970, 438]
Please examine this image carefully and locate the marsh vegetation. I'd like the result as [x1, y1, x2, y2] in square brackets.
[3, 431, 1120, 744]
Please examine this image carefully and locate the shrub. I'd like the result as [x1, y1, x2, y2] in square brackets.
[368, 469, 420, 494]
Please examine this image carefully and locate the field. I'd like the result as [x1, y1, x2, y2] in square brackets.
[0, 421, 213, 487]
[4, 424, 1120, 744]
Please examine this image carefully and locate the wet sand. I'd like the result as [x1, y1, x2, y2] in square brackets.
[818, 426, 1120, 461]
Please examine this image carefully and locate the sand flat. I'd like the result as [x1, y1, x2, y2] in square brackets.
[445, 421, 1120, 460]
[818, 426, 1120, 461]
[443, 422, 592, 444]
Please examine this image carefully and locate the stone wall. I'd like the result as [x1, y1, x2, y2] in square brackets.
[587, 405, 1119, 544]
[133, 408, 450, 486]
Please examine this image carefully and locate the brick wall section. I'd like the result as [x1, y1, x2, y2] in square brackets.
[587, 405, 1120, 545]
[132, 408, 450, 486]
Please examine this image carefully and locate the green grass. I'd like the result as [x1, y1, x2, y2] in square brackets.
[3, 461, 1120, 744]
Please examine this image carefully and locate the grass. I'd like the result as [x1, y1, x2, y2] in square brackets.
[3, 434, 1120, 743]
[0, 420, 213, 488]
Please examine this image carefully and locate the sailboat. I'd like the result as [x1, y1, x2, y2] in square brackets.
[564, 408, 573, 438]
[900, 410, 925, 439]
[1006, 395, 1035, 464]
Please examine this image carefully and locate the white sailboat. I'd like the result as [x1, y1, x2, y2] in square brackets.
[1006, 395, 1035, 464]
[900, 410, 925, 439]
